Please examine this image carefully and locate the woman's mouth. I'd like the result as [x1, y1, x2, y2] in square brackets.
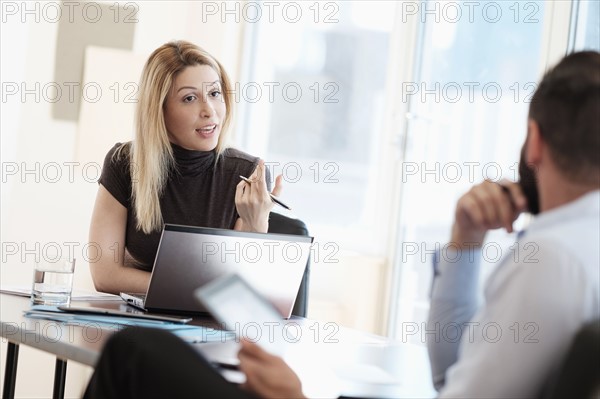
[195, 125, 217, 138]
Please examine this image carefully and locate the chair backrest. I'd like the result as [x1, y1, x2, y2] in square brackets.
[267, 212, 311, 318]
[541, 319, 600, 399]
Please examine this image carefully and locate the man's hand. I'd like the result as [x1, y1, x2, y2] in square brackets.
[238, 339, 305, 399]
[235, 160, 283, 233]
[451, 180, 528, 249]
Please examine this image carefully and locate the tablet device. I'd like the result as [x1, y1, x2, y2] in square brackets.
[194, 273, 290, 355]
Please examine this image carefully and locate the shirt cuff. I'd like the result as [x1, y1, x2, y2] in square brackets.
[431, 247, 482, 302]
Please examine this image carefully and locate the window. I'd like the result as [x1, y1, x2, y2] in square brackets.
[388, 0, 547, 342]
[569, 0, 600, 51]
[238, 1, 396, 254]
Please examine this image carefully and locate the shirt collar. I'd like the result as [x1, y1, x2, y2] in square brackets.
[525, 189, 600, 235]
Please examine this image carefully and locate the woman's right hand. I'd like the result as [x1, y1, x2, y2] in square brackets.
[234, 160, 283, 233]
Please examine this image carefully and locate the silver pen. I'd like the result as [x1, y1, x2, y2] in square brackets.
[239, 175, 292, 210]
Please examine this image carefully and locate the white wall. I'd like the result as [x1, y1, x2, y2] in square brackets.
[1, 4, 93, 396]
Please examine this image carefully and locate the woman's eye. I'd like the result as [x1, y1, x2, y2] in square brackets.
[210, 90, 222, 98]
[183, 95, 196, 102]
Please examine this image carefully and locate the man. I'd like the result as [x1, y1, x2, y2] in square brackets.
[84, 51, 599, 399]
[427, 50, 599, 398]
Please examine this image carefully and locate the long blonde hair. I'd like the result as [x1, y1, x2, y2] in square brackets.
[125, 40, 234, 233]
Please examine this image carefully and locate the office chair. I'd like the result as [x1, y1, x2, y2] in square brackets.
[267, 212, 311, 318]
[541, 318, 600, 399]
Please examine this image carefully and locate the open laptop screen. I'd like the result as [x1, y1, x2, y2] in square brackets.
[144, 224, 313, 317]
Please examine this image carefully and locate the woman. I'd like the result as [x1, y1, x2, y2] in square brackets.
[89, 41, 282, 294]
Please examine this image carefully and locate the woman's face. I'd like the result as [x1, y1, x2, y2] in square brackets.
[164, 64, 226, 151]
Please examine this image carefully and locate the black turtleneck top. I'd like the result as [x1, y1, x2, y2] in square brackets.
[98, 142, 265, 271]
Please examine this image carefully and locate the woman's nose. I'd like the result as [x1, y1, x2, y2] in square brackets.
[199, 98, 214, 118]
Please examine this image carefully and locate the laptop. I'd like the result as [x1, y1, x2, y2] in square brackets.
[120, 223, 313, 317]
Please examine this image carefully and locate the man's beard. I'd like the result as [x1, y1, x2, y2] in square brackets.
[518, 144, 540, 215]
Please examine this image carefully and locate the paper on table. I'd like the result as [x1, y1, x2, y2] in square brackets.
[0, 286, 29, 297]
[72, 290, 122, 301]
[1, 285, 121, 301]
[23, 306, 233, 343]
[25, 307, 171, 329]
[174, 326, 236, 344]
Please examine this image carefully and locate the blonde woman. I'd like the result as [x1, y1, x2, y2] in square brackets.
[89, 41, 282, 294]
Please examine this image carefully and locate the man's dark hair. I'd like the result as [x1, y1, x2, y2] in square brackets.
[529, 51, 600, 184]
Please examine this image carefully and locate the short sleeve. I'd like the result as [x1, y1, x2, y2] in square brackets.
[221, 147, 272, 191]
[98, 143, 132, 208]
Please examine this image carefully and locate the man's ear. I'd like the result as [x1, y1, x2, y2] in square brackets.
[526, 119, 544, 167]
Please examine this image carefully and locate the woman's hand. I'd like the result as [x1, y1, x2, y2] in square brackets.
[235, 160, 283, 233]
[238, 339, 306, 399]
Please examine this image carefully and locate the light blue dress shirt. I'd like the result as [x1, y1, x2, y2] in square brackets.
[428, 190, 600, 398]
